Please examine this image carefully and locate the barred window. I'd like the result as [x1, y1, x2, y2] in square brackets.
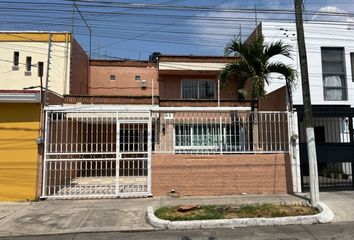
[181, 80, 215, 99]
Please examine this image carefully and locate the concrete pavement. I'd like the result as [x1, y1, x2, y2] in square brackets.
[1, 221, 354, 240]
[320, 191, 354, 222]
[0, 192, 352, 237]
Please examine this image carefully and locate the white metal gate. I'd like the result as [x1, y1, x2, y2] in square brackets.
[41, 110, 152, 199]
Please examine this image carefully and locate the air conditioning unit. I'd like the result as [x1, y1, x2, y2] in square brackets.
[164, 113, 174, 120]
[141, 80, 147, 88]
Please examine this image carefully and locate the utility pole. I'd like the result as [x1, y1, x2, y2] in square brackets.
[239, 24, 242, 42]
[44, 33, 52, 106]
[254, 4, 258, 35]
[294, 0, 319, 206]
[35, 61, 44, 198]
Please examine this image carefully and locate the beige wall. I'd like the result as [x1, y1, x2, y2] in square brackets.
[152, 153, 293, 196]
[89, 62, 158, 96]
[0, 37, 71, 95]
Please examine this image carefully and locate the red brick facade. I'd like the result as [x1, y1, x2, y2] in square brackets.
[152, 153, 293, 196]
[89, 60, 158, 97]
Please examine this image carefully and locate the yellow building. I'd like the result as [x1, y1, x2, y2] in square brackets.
[0, 32, 89, 201]
[0, 93, 40, 201]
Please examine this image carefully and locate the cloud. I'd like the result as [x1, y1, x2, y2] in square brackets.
[186, 1, 294, 54]
[311, 6, 354, 23]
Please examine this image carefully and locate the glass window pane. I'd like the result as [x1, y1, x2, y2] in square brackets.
[324, 76, 342, 87]
[324, 89, 344, 101]
[175, 125, 191, 146]
[26, 56, 32, 72]
[322, 48, 344, 61]
[192, 125, 219, 147]
[321, 47, 347, 101]
[322, 62, 344, 74]
[182, 80, 198, 99]
[199, 80, 215, 99]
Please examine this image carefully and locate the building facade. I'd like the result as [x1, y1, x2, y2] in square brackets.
[258, 21, 354, 190]
[0, 32, 88, 201]
[39, 55, 295, 199]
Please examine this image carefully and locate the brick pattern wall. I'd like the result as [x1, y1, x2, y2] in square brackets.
[152, 153, 293, 196]
[63, 95, 159, 104]
[89, 63, 158, 96]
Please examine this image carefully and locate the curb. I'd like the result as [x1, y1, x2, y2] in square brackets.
[146, 201, 334, 229]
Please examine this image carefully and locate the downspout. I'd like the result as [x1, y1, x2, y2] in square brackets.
[217, 77, 220, 107]
[63, 32, 69, 95]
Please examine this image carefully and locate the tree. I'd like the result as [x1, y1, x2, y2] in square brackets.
[219, 35, 296, 102]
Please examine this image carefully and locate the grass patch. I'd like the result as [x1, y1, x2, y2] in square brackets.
[154, 203, 319, 221]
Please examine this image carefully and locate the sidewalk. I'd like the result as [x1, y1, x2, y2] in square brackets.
[0, 193, 343, 237]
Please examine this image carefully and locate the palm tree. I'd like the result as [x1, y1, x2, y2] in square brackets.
[219, 35, 296, 104]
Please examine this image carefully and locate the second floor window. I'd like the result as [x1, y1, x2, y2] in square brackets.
[182, 80, 215, 99]
[321, 47, 347, 101]
[13, 51, 19, 66]
[26, 56, 32, 72]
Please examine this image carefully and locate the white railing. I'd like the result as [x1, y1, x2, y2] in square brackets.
[42, 108, 289, 198]
[152, 111, 289, 154]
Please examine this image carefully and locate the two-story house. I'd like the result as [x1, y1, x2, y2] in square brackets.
[40, 54, 294, 199]
[0, 31, 88, 201]
[255, 21, 354, 191]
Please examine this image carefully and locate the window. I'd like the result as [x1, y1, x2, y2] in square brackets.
[351, 52, 354, 82]
[321, 47, 347, 101]
[110, 75, 116, 81]
[174, 124, 242, 152]
[135, 75, 141, 81]
[26, 56, 32, 72]
[181, 80, 215, 99]
[13, 51, 19, 67]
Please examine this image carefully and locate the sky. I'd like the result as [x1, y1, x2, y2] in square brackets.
[0, 0, 353, 60]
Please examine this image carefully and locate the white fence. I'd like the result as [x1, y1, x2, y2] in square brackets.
[42, 107, 289, 199]
[152, 110, 289, 154]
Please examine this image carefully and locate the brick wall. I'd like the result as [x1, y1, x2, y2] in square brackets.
[89, 61, 158, 96]
[70, 39, 89, 95]
[159, 73, 239, 100]
[259, 86, 287, 111]
[152, 153, 293, 196]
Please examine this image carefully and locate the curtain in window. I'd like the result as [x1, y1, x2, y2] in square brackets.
[324, 76, 343, 100]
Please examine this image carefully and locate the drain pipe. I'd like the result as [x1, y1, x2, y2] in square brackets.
[217, 77, 220, 107]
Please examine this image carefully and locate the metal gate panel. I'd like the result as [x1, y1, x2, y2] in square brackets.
[42, 110, 151, 199]
[117, 118, 151, 196]
[298, 111, 354, 191]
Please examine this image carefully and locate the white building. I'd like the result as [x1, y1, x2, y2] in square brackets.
[260, 21, 354, 107]
[257, 21, 354, 190]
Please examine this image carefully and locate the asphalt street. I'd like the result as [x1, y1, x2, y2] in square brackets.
[1, 221, 354, 240]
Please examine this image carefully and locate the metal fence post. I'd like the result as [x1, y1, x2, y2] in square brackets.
[115, 111, 120, 196]
[148, 111, 153, 195]
[41, 110, 49, 198]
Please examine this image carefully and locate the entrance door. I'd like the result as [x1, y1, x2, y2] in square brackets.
[117, 120, 151, 196]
